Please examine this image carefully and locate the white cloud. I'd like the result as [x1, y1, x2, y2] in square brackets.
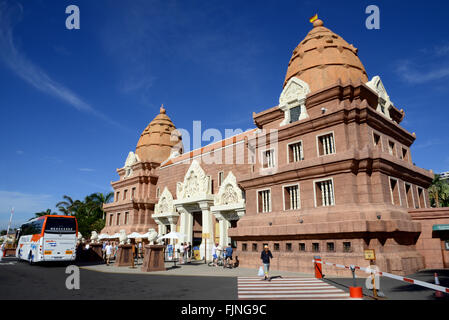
[0, 190, 56, 228]
[79, 168, 95, 172]
[396, 60, 449, 84]
[0, 1, 124, 129]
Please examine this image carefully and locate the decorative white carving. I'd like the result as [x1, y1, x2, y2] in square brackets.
[119, 229, 128, 245]
[176, 160, 211, 200]
[214, 172, 244, 206]
[279, 77, 310, 126]
[147, 228, 158, 245]
[90, 231, 99, 244]
[366, 76, 394, 120]
[155, 187, 176, 215]
[123, 151, 140, 178]
[169, 129, 184, 159]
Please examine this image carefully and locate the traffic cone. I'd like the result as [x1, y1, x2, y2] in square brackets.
[434, 273, 444, 298]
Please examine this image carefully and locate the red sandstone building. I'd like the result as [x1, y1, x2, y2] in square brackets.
[102, 19, 449, 275]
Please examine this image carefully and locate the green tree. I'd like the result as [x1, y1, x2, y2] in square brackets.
[34, 208, 55, 217]
[429, 174, 449, 208]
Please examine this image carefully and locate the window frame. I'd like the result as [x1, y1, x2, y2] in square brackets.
[389, 177, 402, 206]
[260, 147, 276, 169]
[287, 140, 304, 163]
[282, 183, 301, 211]
[316, 131, 336, 157]
[257, 188, 272, 213]
[313, 177, 335, 208]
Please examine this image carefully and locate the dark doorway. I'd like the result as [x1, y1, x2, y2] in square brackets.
[192, 211, 203, 248]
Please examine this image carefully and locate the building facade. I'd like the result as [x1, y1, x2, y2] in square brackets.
[102, 19, 439, 276]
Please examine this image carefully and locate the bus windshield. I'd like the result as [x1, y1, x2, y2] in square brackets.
[44, 217, 77, 234]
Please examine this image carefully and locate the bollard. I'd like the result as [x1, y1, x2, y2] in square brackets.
[314, 256, 323, 279]
[435, 273, 444, 298]
[349, 265, 363, 298]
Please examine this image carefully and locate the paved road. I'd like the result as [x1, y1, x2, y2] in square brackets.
[1, 257, 448, 300]
[0, 257, 237, 300]
[237, 277, 352, 300]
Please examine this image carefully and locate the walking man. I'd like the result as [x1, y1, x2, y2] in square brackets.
[105, 241, 112, 266]
[224, 243, 233, 268]
[261, 245, 273, 281]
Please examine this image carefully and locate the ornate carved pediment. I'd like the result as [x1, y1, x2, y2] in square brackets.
[123, 151, 141, 178]
[366, 76, 395, 120]
[279, 77, 310, 126]
[176, 160, 211, 200]
[154, 187, 175, 215]
[214, 172, 244, 206]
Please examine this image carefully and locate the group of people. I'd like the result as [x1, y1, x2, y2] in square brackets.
[211, 242, 235, 268]
[176, 242, 192, 264]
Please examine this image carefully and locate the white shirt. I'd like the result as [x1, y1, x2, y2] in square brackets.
[105, 245, 112, 255]
[212, 245, 218, 255]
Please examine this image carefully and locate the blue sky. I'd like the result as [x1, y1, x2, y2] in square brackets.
[1, 0, 449, 228]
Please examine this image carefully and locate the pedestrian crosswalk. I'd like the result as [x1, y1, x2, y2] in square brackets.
[237, 277, 354, 300]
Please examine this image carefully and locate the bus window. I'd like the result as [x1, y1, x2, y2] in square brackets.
[44, 217, 76, 234]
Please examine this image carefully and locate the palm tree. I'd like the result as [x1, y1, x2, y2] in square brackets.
[429, 174, 449, 208]
[56, 195, 81, 215]
[34, 209, 54, 217]
[88, 192, 114, 219]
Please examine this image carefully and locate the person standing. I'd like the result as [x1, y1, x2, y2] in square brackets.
[187, 242, 192, 262]
[105, 242, 112, 266]
[0, 242, 5, 261]
[261, 245, 273, 281]
[102, 241, 107, 260]
[224, 243, 233, 268]
[179, 242, 185, 264]
[211, 242, 219, 266]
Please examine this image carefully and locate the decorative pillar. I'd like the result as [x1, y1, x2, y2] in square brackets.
[199, 202, 214, 261]
[177, 206, 193, 245]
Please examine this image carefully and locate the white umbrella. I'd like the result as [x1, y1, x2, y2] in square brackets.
[160, 231, 186, 240]
[128, 232, 144, 239]
[109, 233, 121, 239]
[98, 234, 109, 240]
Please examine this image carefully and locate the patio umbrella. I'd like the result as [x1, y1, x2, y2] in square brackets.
[98, 234, 109, 240]
[127, 232, 142, 239]
[160, 232, 186, 240]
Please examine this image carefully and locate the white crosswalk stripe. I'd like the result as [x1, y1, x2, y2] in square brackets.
[238, 277, 354, 300]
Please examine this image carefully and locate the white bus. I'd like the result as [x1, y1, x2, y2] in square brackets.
[16, 215, 78, 264]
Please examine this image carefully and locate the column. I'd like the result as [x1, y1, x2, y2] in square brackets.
[199, 202, 214, 262]
[177, 206, 193, 245]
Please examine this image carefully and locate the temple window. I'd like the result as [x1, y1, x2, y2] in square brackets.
[388, 140, 395, 156]
[315, 179, 335, 207]
[124, 212, 129, 225]
[405, 183, 414, 208]
[402, 147, 409, 162]
[312, 243, 320, 252]
[116, 213, 121, 226]
[123, 189, 128, 200]
[286, 243, 292, 252]
[289, 105, 302, 123]
[373, 132, 381, 150]
[218, 171, 224, 186]
[109, 214, 113, 226]
[284, 184, 300, 210]
[343, 242, 351, 253]
[274, 243, 280, 251]
[258, 189, 272, 213]
[389, 178, 401, 206]
[262, 149, 275, 168]
[116, 192, 120, 202]
[252, 243, 258, 252]
[327, 242, 335, 252]
[242, 243, 248, 252]
[288, 141, 304, 163]
[317, 133, 335, 156]
[417, 187, 426, 208]
[131, 187, 136, 199]
[299, 243, 306, 252]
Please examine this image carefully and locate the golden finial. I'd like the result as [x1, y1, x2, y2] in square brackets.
[160, 104, 166, 114]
